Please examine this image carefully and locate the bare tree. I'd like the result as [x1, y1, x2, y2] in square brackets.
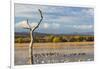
[24, 9, 43, 64]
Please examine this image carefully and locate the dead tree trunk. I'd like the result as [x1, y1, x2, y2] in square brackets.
[29, 30, 34, 64]
[24, 9, 43, 64]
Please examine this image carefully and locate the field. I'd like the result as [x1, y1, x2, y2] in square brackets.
[15, 42, 94, 65]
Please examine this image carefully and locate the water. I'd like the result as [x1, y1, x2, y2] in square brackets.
[15, 43, 94, 65]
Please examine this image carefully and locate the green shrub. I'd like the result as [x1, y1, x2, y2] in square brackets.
[53, 37, 62, 42]
[16, 38, 23, 43]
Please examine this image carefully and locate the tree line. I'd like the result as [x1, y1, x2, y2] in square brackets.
[15, 35, 94, 43]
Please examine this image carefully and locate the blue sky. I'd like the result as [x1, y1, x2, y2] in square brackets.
[15, 3, 94, 34]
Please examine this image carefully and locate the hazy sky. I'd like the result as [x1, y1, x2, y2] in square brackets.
[15, 3, 94, 34]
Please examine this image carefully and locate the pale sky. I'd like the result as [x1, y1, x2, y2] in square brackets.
[15, 3, 94, 34]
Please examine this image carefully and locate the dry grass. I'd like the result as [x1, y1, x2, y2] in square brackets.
[15, 42, 94, 49]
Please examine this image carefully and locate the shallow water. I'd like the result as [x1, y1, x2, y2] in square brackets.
[15, 43, 94, 65]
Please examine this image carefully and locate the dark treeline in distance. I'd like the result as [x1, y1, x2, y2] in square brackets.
[15, 32, 94, 43]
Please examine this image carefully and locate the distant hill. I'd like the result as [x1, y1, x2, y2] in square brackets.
[15, 32, 94, 36]
[15, 32, 51, 37]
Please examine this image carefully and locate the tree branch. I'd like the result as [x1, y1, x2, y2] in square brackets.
[32, 9, 43, 31]
[25, 19, 31, 30]
[23, 9, 43, 31]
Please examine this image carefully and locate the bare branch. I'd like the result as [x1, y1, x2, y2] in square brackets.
[32, 9, 43, 31]
[26, 19, 31, 30]
[38, 9, 43, 19]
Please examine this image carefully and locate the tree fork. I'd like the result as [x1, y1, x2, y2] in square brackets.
[25, 9, 43, 64]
